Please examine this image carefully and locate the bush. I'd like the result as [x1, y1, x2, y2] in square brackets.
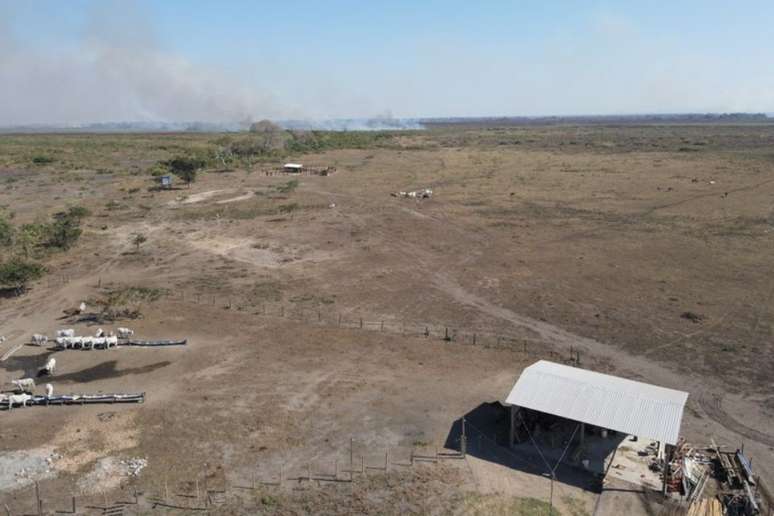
[0, 216, 13, 247]
[31, 155, 54, 165]
[45, 216, 82, 250]
[0, 259, 45, 290]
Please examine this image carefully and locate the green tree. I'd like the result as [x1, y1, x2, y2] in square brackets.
[0, 259, 45, 292]
[46, 216, 82, 250]
[165, 156, 205, 188]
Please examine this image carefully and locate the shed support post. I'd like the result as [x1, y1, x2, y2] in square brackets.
[509, 406, 521, 448]
[580, 423, 585, 446]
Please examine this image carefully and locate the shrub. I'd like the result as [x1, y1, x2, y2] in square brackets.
[31, 155, 54, 165]
[0, 259, 45, 290]
[0, 216, 13, 247]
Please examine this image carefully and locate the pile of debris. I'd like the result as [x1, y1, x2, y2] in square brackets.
[391, 188, 433, 199]
[659, 437, 763, 515]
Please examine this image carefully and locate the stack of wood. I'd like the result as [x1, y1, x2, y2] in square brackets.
[686, 498, 724, 516]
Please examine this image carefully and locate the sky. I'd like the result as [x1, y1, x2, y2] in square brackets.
[1, 0, 774, 125]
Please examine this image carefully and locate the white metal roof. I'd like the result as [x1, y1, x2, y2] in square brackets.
[505, 360, 688, 445]
[283, 163, 303, 168]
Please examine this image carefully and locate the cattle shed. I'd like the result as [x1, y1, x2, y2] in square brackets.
[283, 163, 303, 172]
[506, 360, 688, 447]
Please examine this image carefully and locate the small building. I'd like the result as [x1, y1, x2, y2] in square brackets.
[283, 163, 303, 173]
[159, 175, 173, 189]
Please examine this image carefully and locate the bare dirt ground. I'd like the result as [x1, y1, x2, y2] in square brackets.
[1, 125, 773, 514]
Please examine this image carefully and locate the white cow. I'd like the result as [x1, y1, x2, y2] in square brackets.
[105, 335, 118, 348]
[78, 302, 86, 313]
[41, 358, 56, 375]
[82, 336, 94, 350]
[56, 329, 75, 338]
[31, 334, 48, 346]
[55, 336, 68, 349]
[7, 393, 32, 409]
[95, 328, 104, 338]
[45, 384, 53, 398]
[93, 337, 106, 349]
[117, 327, 134, 339]
[11, 378, 36, 393]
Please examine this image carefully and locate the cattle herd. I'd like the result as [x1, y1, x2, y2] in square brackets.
[2, 301, 137, 410]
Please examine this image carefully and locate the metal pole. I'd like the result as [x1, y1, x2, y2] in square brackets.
[549, 476, 554, 516]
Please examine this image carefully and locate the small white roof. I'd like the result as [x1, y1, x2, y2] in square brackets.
[505, 360, 688, 445]
[283, 163, 303, 168]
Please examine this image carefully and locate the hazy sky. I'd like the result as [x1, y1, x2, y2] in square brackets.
[2, 0, 774, 124]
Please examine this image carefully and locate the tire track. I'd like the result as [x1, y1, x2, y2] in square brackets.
[699, 393, 774, 448]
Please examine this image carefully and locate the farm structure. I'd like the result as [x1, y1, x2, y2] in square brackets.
[505, 360, 687, 491]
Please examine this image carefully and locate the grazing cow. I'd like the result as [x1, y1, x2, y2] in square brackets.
[93, 337, 106, 349]
[31, 334, 48, 346]
[105, 336, 118, 348]
[82, 337, 94, 350]
[117, 327, 134, 339]
[40, 358, 56, 376]
[95, 328, 105, 338]
[11, 378, 36, 393]
[45, 384, 53, 398]
[7, 393, 32, 409]
[56, 329, 75, 338]
[55, 337, 68, 349]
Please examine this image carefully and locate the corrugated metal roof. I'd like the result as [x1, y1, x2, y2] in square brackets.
[505, 360, 688, 445]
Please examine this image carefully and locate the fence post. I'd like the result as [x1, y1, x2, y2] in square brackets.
[72, 495, 76, 514]
[350, 438, 354, 481]
[34, 481, 41, 516]
[523, 341, 527, 353]
[359, 318, 363, 329]
[318, 311, 322, 322]
[281, 306, 284, 317]
[385, 449, 389, 472]
[338, 314, 341, 327]
[473, 333, 477, 345]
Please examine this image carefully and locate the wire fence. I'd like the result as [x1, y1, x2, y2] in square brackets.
[2, 439, 464, 516]
[156, 289, 584, 365]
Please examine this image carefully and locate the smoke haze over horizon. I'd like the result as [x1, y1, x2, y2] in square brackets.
[2, 1, 774, 127]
